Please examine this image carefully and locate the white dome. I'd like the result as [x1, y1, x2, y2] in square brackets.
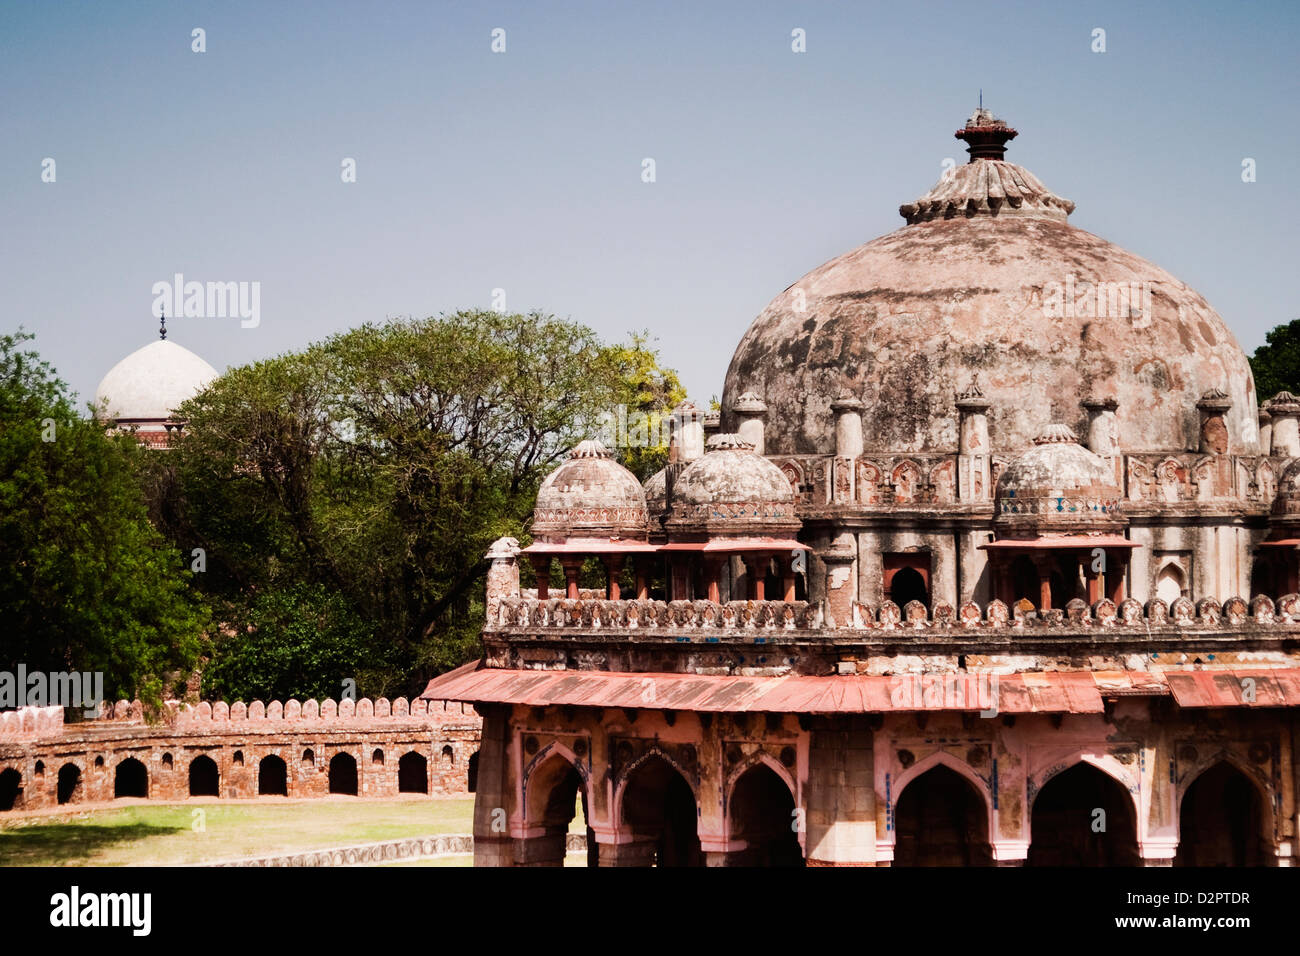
[94, 339, 218, 424]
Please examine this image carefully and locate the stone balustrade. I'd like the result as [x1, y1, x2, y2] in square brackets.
[493, 594, 1300, 632]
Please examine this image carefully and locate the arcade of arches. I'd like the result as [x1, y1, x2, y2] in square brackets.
[468, 704, 1299, 867]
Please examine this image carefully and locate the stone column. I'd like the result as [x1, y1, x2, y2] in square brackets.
[472, 704, 515, 867]
[603, 555, 624, 600]
[831, 394, 865, 459]
[560, 556, 583, 599]
[528, 555, 551, 601]
[956, 379, 992, 502]
[804, 717, 877, 866]
[1269, 393, 1300, 458]
[732, 392, 768, 455]
[857, 531, 884, 605]
[1259, 407, 1274, 456]
[820, 536, 857, 627]
[669, 401, 706, 463]
[1082, 397, 1121, 485]
[1196, 389, 1232, 455]
[485, 537, 521, 623]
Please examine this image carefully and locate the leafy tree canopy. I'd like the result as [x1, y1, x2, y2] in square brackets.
[162, 311, 681, 700]
[0, 331, 207, 705]
[1250, 318, 1300, 401]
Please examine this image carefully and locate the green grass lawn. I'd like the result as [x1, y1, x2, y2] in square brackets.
[0, 795, 589, 867]
[0, 797, 477, 866]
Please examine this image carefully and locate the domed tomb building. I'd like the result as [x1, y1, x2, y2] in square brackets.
[94, 316, 218, 449]
[426, 110, 1300, 869]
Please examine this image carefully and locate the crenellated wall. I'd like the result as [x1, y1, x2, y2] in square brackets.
[0, 697, 482, 813]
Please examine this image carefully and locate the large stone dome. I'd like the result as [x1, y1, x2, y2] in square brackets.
[95, 338, 218, 424]
[722, 109, 1258, 457]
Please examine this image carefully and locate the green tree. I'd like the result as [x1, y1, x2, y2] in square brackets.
[165, 310, 678, 696]
[0, 331, 207, 705]
[604, 330, 688, 481]
[1250, 318, 1300, 401]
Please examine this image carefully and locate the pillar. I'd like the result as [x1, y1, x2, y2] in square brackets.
[603, 555, 624, 601]
[831, 393, 864, 459]
[1196, 389, 1232, 455]
[472, 705, 515, 867]
[560, 556, 583, 599]
[1082, 396, 1121, 485]
[669, 401, 705, 463]
[857, 531, 884, 605]
[742, 555, 768, 600]
[528, 555, 550, 601]
[1268, 393, 1300, 458]
[634, 557, 651, 600]
[820, 537, 857, 626]
[956, 379, 992, 502]
[1259, 407, 1274, 457]
[804, 717, 877, 865]
[732, 392, 767, 455]
[704, 556, 725, 603]
[485, 537, 521, 623]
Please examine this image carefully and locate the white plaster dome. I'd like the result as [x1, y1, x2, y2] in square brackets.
[722, 109, 1258, 457]
[666, 434, 799, 535]
[95, 339, 218, 424]
[532, 440, 649, 540]
[995, 425, 1123, 532]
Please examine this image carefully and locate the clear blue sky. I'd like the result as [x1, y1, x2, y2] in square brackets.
[3, 0, 1297, 407]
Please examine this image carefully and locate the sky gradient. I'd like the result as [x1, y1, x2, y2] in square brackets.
[3, 0, 1298, 407]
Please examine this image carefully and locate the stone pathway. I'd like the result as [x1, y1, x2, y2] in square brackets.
[203, 831, 586, 866]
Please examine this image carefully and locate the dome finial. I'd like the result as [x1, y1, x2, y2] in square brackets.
[955, 105, 1018, 162]
[159, 308, 167, 342]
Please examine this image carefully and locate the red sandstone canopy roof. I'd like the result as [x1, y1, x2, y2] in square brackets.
[424, 664, 1300, 714]
[421, 662, 1284, 715]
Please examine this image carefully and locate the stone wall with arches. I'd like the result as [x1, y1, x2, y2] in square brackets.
[0, 697, 481, 812]
[468, 697, 1298, 867]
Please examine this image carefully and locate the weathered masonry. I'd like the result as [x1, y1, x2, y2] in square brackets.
[423, 109, 1300, 867]
[0, 697, 480, 811]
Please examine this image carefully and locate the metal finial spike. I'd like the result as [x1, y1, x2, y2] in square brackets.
[159, 308, 167, 341]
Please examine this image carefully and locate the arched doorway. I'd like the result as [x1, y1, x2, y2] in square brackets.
[114, 758, 148, 799]
[0, 768, 21, 811]
[329, 753, 358, 795]
[620, 755, 702, 867]
[57, 764, 82, 805]
[258, 755, 288, 796]
[398, 752, 428, 794]
[728, 763, 803, 866]
[893, 764, 991, 866]
[890, 567, 929, 609]
[525, 753, 595, 866]
[188, 755, 220, 797]
[1157, 563, 1186, 605]
[1027, 763, 1139, 866]
[1176, 762, 1269, 866]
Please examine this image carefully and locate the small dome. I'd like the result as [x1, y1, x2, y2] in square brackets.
[667, 433, 799, 536]
[532, 439, 648, 540]
[996, 425, 1123, 532]
[644, 467, 668, 515]
[95, 339, 218, 425]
